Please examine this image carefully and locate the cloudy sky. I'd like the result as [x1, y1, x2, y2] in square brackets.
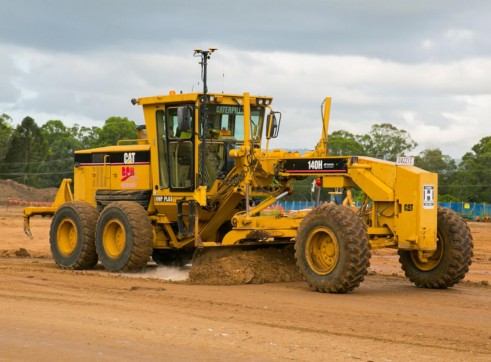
[1, 0, 490, 159]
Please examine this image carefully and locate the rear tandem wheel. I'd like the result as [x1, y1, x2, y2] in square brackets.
[49, 201, 99, 270]
[295, 203, 371, 293]
[95, 201, 153, 272]
[398, 207, 474, 288]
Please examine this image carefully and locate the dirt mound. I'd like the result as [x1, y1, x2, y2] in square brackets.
[0, 179, 58, 204]
[189, 247, 304, 285]
[0, 248, 48, 259]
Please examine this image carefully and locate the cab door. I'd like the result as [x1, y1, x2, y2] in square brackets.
[166, 105, 195, 191]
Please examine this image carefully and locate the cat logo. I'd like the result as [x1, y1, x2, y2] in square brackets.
[124, 152, 136, 164]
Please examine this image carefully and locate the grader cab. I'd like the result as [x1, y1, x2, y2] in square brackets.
[24, 49, 473, 293]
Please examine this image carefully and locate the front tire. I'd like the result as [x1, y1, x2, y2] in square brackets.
[295, 203, 371, 293]
[49, 201, 99, 270]
[95, 201, 153, 272]
[398, 207, 473, 288]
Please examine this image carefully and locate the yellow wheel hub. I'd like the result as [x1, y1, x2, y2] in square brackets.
[57, 218, 78, 256]
[410, 232, 444, 271]
[305, 226, 339, 275]
[103, 219, 126, 259]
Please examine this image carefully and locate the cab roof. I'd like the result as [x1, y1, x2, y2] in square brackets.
[135, 92, 273, 106]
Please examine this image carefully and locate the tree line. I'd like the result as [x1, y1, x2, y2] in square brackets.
[326, 123, 491, 203]
[1, 114, 490, 203]
[0, 114, 137, 188]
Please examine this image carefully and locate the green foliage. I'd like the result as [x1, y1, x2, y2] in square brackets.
[0, 115, 138, 188]
[451, 136, 491, 203]
[1, 117, 48, 186]
[91, 117, 137, 147]
[357, 123, 417, 161]
[74, 125, 101, 149]
[328, 124, 416, 160]
[0, 113, 14, 161]
[37, 120, 84, 188]
[328, 130, 366, 156]
[415, 148, 457, 196]
[415, 148, 457, 173]
[438, 194, 460, 202]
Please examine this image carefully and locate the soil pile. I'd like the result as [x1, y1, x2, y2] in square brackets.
[0, 248, 33, 258]
[0, 179, 58, 204]
[189, 247, 304, 285]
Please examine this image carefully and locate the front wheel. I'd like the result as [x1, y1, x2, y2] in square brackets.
[95, 201, 153, 272]
[295, 203, 371, 293]
[49, 201, 99, 270]
[398, 207, 473, 288]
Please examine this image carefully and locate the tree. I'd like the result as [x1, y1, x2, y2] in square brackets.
[328, 130, 366, 156]
[74, 124, 101, 149]
[2, 117, 48, 186]
[38, 120, 83, 188]
[415, 148, 457, 173]
[452, 136, 491, 203]
[357, 123, 417, 161]
[415, 148, 457, 198]
[0, 113, 13, 161]
[91, 117, 137, 147]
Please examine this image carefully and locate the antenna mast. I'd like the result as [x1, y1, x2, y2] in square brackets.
[193, 48, 217, 186]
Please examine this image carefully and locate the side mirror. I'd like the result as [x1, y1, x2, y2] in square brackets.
[177, 106, 192, 131]
[266, 112, 281, 140]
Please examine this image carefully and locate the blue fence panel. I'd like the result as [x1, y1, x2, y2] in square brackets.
[440, 202, 490, 219]
[276, 201, 317, 211]
[277, 201, 490, 219]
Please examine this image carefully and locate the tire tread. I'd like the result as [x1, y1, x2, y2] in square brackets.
[295, 203, 371, 293]
[398, 207, 473, 288]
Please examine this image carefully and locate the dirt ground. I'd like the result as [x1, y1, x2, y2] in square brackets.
[1, 203, 491, 361]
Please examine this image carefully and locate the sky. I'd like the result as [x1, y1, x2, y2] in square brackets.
[1, 0, 490, 159]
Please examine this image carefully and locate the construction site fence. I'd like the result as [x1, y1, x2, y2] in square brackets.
[4, 199, 52, 207]
[273, 201, 490, 219]
[439, 202, 491, 220]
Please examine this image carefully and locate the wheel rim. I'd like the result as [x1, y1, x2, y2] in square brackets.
[57, 218, 78, 256]
[103, 218, 126, 259]
[305, 226, 339, 275]
[409, 231, 444, 271]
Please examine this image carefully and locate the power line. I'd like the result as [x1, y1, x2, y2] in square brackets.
[0, 171, 73, 176]
[442, 184, 491, 188]
[0, 157, 73, 166]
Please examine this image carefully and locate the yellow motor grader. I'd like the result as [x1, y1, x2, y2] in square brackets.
[24, 49, 473, 293]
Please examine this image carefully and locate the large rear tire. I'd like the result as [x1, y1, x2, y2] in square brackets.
[49, 201, 99, 270]
[95, 201, 153, 272]
[295, 203, 371, 293]
[398, 207, 473, 288]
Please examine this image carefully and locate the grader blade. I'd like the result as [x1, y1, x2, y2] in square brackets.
[189, 243, 300, 285]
